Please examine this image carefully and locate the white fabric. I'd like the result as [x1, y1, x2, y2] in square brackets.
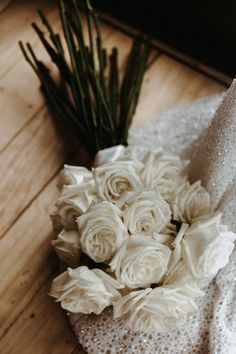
[70, 91, 236, 354]
[188, 79, 236, 210]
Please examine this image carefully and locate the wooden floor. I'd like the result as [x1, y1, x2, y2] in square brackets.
[0, 1, 226, 353]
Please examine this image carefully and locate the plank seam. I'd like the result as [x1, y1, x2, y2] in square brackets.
[0, 0, 14, 14]
[0, 265, 57, 341]
[0, 104, 44, 155]
[0, 170, 59, 241]
[0, 146, 78, 242]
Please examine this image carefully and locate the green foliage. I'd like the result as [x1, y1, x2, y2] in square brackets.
[19, 0, 151, 156]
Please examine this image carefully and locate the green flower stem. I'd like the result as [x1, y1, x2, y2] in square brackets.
[19, 0, 152, 157]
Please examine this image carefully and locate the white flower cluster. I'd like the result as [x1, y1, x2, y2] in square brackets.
[49, 147, 236, 333]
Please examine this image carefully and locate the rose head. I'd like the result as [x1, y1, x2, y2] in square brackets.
[122, 190, 171, 235]
[77, 201, 128, 263]
[113, 284, 204, 332]
[182, 214, 236, 279]
[110, 235, 171, 288]
[49, 266, 121, 314]
[93, 159, 143, 203]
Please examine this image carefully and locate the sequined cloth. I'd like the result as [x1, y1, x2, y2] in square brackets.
[70, 92, 236, 354]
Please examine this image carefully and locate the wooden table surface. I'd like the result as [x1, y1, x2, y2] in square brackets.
[0, 1, 227, 353]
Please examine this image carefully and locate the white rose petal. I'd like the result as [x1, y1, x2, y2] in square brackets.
[162, 224, 198, 286]
[49, 266, 122, 314]
[182, 214, 236, 279]
[56, 183, 97, 230]
[93, 159, 143, 203]
[57, 165, 93, 189]
[163, 260, 196, 287]
[94, 145, 127, 166]
[166, 223, 189, 275]
[51, 228, 81, 267]
[58, 181, 95, 201]
[77, 201, 128, 263]
[113, 284, 204, 332]
[171, 179, 210, 223]
[122, 190, 171, 235]
[110, 235, 171, 288]
[141, 148, 183, 199]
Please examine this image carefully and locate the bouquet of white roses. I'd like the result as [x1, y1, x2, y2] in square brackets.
[49, 146, 235, 332]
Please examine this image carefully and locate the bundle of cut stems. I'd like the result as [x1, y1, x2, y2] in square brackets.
[20, 0, 151, 156]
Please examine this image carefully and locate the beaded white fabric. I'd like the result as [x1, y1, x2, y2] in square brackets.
[188, 79, 236, 211]
[70, 92, 236, 354]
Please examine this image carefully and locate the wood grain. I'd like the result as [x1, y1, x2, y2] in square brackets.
[0, 1, 112, 153]
[0, 0, 226, 353]
[133, 55, 224, 126]
[0, 107, 78, 238]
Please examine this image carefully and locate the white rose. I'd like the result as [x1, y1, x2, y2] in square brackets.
[77, 201, 128, 263]
[110, 235, 171, 288]
[93, 159, 143, 202]
[113, 284, 204, 332]
[122, 190, 171, 234]
[182, 214, 236, 279]
[56, 183, 97, 229]
[165, 223, 189, 277]
[57, 165, 93, 189]
[51, 228, 81, 267]
[171, 179, 210, 223]
[49, 266, 122, 314]
[141, 148, 183, 199]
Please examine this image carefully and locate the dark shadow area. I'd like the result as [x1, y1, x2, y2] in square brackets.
[92, 0, 236, 78]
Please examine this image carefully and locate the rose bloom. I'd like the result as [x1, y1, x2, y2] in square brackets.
[122, 190, 171, 235]
[51, 228, 81, 267]
[110, 235, 171, 288]
[182, 214, 236, 279]
[55, 182, 96, 229]
[57, 165, 93, 189]
[49, 266, 122, 314]
[113, 284, 204, 332]
[77, 201, 128, 263]
[141, 148, 183, 200]
[93, 159, 143, 203]
[170, 179, 210, 223]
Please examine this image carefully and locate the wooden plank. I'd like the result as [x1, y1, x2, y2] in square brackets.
[0, 0, 111, 72]
[0, 1, 60, 152]
[0, 165, 86, 352]
[0, 107, 78, 239]
[0, 0, 14, 13]
[0, 176, 58, 339]
[133, 55, 224, 127]
[0, 0, 57, 74]
[0, 2, 112, 153]
[0, 282, 79, 354]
